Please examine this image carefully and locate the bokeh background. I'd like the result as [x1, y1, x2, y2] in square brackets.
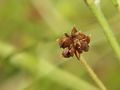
[0, 0, 120, 90]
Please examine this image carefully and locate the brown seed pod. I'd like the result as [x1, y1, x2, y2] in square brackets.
[86, 36, 90, 44]
[62, 48, 72, 58]
[71, 26, 77, 36]
[58, 36, 72, 48]
[58, 26, 90, 60]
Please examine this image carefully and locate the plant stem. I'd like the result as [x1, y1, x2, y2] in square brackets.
[80, 56, 107, 90]
[84, 0, 120, 62]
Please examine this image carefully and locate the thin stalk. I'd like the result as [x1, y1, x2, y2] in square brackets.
[84, 0, 120, 62]
[80, 56, 107, 90]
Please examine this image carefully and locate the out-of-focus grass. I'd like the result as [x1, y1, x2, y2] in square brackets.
[85, 0, 120, 62]
[0, 42, 99, 90]
[0, 0, 120, 90]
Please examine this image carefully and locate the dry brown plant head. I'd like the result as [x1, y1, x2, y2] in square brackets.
[58, 26, 90, 60]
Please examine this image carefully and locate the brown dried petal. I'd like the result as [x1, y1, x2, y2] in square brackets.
[79, 33, 86, 40]
[71, 26, 78, 36]
[62, 48, 71, 58]
[58, 26, 90, 60]
[69, 47, 75, 56]
[74, 50, 80, 60]
[64, 33, 70, 37]
[86, 36, 90, 44]
[81, 41, 89, 52]
[76, 47, 83, 53]
[59, 36, 72, 48]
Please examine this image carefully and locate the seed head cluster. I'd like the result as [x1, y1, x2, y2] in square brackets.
[58, 26, 90, 60]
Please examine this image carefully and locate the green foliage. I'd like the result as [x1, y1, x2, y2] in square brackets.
[0, 0, 120, 90]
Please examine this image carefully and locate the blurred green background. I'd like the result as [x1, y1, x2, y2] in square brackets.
[0, 0, 120, 90]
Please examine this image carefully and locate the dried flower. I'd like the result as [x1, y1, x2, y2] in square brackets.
[58, 26, 90, 60]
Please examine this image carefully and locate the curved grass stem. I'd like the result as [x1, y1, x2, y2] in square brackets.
[84, 0, 120, 62]
[80, 56, 107, 90]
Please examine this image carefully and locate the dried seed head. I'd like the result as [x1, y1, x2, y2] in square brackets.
[58, 26, 90, 60]
[81, 41, 89, 52]
[86, 36, 90, 44]
[62, 48, 72, 58]
[71, 26, 77, 36]
[58, 36, 72, 48]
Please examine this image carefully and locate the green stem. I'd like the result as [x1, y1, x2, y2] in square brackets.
[85, 0, 120, 62]
[81, 56, 107, 90]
